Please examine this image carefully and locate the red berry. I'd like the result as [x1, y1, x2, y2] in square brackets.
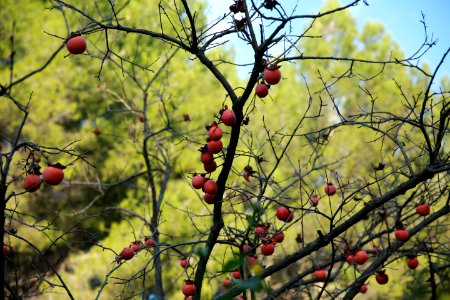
[208, 126, 223, 141]
[42, 166, 64, 185]
[180, 257, 190, 268]
[23, 174, 42, 192]
[3, 244, 9, 256]
[66, 36, 87, 54]
[310, 196, 319, 206]
[395, 229, 409, 241]
[276, 206, 293, 222]
[200, 151, 214, 165]
[223, 277, 232, 288]
[232, 270, 241, 279]
[360, 284, 368, 293]
[221, 109, 236, 126]
[203, 193, 216, 204]
[204, 161, 217, 173]
[192, 175, 206, 189]
[255, 83, 269, 98]
[204, 179, 218, 194]
[207, 140, 223, 154]
[131, 241, 142, 251]
[260, 242, 275, 256]
[346, 255, 354, 264]
[314, 269, 327, 282]
[416, 203, 430, 216]
[242, 244, 251, 253]
[407, 256, 419, 269]
[246, 255, 257, 266]
[255, 226, 267, 238]
[182, 280, 196, 296]
[375, 271, 389, 285]
[120, 247, 134, 260]
[263, 68, 282, 85]
[272, 231, 284, 243]
[354, 250, 369, 265]
[145, 237, 155, 248]
[324, 183, 336, 196]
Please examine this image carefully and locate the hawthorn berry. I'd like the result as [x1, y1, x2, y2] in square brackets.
[200, 151, 214, 165]
[276, 206, 293, 222]
[203, 179, 218, 194]
[255, 226, 268, 238]
[3, 244, 9, 256]
[255, 83, 269, 98]
[354, 250, 369, 265]
[310, 195, 319, 206]
[260, 242, 275, 256]
[182, 280, 196, 296]
[66, 35, 87, 54]
[360, 284, 368, 293]
[119, 247, 134, 260]
[203, 193, 216, 204]
[416, 203, 430, 216]
[263, 68, 281, 85]
[375, 270, 389, 285]
[23, 174, 42, 192]
[223, 278, 232, 289]
[208, 126, 223, 141]
[131, 241, 143, 252]
[346, 255, 354, 265]
[180, 257, 189, 268]
[314, 269, 327, 282]
[207, 140, 223, 154]
[246, 254, 257, 266]
[272, 231, 284, 243]
[407, 256, 419, 269]
[144, 237, 155, 248]
[204, 161, 217, 173]
[395, 228, 409, 241]
[232, 270, 241, 279]
[324, 183, 337, 196]
[221, 109, 236, 126]
[192, 175, 206, 189]
[42, 166, 64, 186]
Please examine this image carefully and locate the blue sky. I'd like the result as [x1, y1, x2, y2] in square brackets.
[206, 0, 449, 79]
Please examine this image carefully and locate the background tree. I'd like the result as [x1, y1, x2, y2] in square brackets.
[1, 0, 449, 299]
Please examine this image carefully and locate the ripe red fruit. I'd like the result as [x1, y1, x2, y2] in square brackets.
[204, 161, 217, 173]
[3, 244, 9, 256]
[223, 278, 232, 288]
[180, 257, 189, 268]
[207, 140, 223, 154]
[276, 206, 293, 222]
[246, 255, 257, 266]
[203, 193, 215, 204]
[407, 256, 419, 269]
[144, 237, 155, 248]
[310, 195, 319, 206]
[120, 247, 134, 260]
[375, 271, 389, 285]
[360, 284, 368, 293]
[42, 166, 64, 185]
[192, 175, 206, 189]
[314, 269, 327, 282]
[208, 126, 223, 141]
[242, 244, 251, 253]
[255, 83, 269, 98]
[232, 270, 241, 279]
[255, 226, 267, 238]
[200, 151, 214, 165]
[131, 241, 142, 251]
[324, 183, 337, 196]
[263, 68, 281, 85]
[416, 203, 430, 216]
[204, 179, 218, 194]
[23, 174, 42, 192]
[273, 231, 284, 243]
[260, 242, 275, 256]
[395, 229, 409, 241]
[354, 250, 369, 265]
[346, 255, 354, 265]
[221, 109, 236, 126]
[66, 36, 87, 54]
[182, 280, 196, 296]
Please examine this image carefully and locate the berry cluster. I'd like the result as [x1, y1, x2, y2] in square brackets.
[23, 164, 65, 193]
[114, 237, 155, 264]
[255, 66, 282, 98]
